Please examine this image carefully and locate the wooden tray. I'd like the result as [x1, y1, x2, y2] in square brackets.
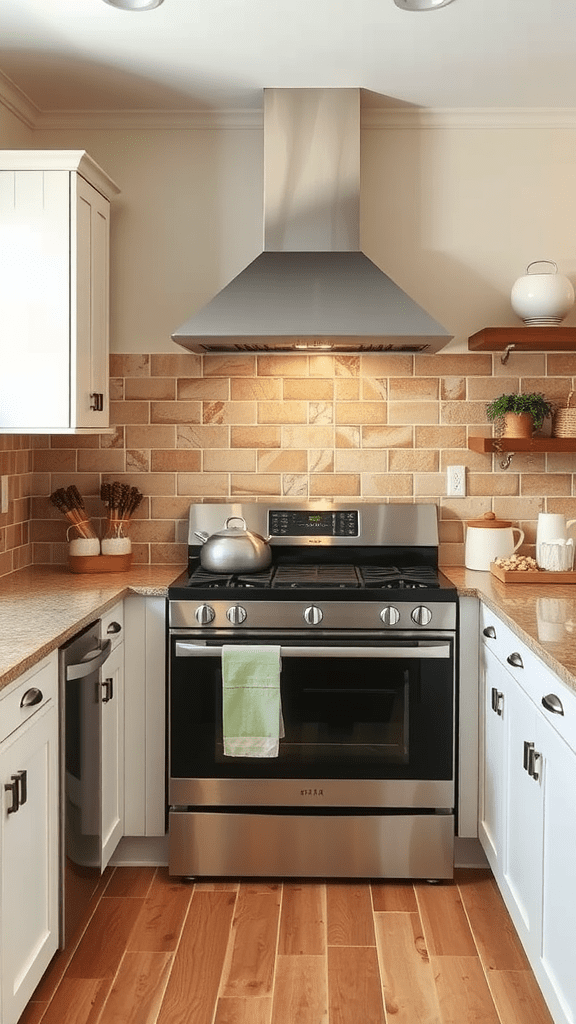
[69, 554, 132, 574]
[490, 563, 576, 584]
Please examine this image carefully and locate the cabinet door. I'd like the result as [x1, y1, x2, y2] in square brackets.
[478, 643, 508, 870]
[540, 719, 576, 1024]
[0, 703, 59, 1024]
[73, 175, 110, 430]
[503, 678, 543, 951]
[100, 640, 124, 869]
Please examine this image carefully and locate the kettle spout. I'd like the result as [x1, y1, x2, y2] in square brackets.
[194, 531, 209, 544]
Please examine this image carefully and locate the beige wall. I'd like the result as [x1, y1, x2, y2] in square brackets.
[3, 114, 576, 575]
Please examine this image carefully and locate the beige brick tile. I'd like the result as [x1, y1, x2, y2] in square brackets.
[307, 355, 335, 377]
[130, 519, 176, 543]
[310, 473, 360, 495]
[126, 378, 176, 400]
[203, 355, 255, 377]
[523, 377, 572, 402]
[231, 378, 282, 401]
[283, 379, 333, 400]
[177, 473, 229, 496]
[438, 519, 465, 544]
[439, 542, 466, 566]
[151, 401, 202, 424]
[150, 450, 202, 472]
[361, 377, 387, 401]
[441, 497, 492, 520]
[103, 472, 175, 495]
[362, 474, 412, 496]
[177, 424, 230, 448]
[440, 449, 491, 471]
[335, 427, 360, 448]
[310, 450, 334, 472]
[151, 496, 200, 520]
[494, 352, 545, 376]
[467, 376, 520, 401]
[150, 542, 188, 565]
[332, 355, 360, 377]
[389, 377, 439, 401]
[547, 354, 576, 376]
[258, 401, 307, 424]
[48, 435, 98, 449]
[231, 426, 281, 448]
[258, 450, 307, 473]
[389, 450, 439, 472]
[126, 450, 150, 473]
[521, 474, 572, 496]
[335, 402, 387, 425]
[257, 355, 308, 377]
[282, 426, 334, 449]
[547, 497, 576, 515]
[110, 354, 150, 377]
[361, 354, 413, 377]
[413, 473, 444, 496]
[77, 450, 126, 473]
[441, 401, 487, 426]
[151, 354, 201, 377]
[101, 427, 125, 450]
[203, 449, 256, 472]
[125, 425, 176, 448]
[109, 377, 124, 402]
[494, 497, 544, 520]
[335, 379, 360, 401]
[362, 425, 413, 448]
[283, 474, 309, 496]
[309, 402, 333, 424]
[110, 401, 150, 425]
[414, 353, 491, 376]
[440, 377, 466, 401]
[33, 449, 77, 472]
[335, 450, 386, 473]
[203, 401, 255, 424]
[178, 378, 229, 400]
[231, 474, 282, 495]
[501, 452, 546, 473]
[468, 473, 519, 496]
[389, 402, 438, 425]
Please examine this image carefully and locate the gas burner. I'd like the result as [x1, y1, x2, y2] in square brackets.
[272, 564, 361, 589]
[185, 566, 275, 589]
[360, 566, 440, 590]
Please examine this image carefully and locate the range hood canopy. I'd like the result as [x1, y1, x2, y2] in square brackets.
[172, 89, 452, 354]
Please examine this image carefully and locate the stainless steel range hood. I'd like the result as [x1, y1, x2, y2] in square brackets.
[172, 89, 452, 354]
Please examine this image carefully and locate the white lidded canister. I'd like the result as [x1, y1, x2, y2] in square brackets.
[511, 260, 574, 326]
[465, 512, 525, 571]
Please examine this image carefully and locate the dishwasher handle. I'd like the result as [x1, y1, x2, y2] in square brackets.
[66, 638, 112, 680]
[174, 641, 452, 660]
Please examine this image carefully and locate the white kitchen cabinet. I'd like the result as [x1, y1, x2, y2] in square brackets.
[0, 653, 59, 1024]
[99, 604, 125, 868]
[0, 151, 120, 433]
[479, 603, 576, 1024]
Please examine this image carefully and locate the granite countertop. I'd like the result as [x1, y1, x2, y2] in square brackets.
[2, 563, 576, 697]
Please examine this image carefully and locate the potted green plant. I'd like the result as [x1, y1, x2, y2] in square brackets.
[485, 392, 554, 437]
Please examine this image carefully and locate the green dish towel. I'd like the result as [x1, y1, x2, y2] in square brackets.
[222, 645, 283, 757]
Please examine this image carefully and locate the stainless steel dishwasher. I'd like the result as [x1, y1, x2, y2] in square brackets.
[58, 620, 113, 949]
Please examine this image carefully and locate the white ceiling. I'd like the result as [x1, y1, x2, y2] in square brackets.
[1, 0, 576, 122]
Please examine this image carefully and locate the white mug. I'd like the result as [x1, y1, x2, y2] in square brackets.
[536, 513, 576, 567]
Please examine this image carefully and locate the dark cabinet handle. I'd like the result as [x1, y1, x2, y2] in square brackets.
[4, 777, 19, 814]
[90, 392, 104, 412]
[20, 687, 43, 708]
[101, 678, 114, 703]
[491, 688, 504, 715]
[15, 770, 27, 807]
[507, 652, 524, 669]
[483, 625, 497, 639]
[542, 693, 564, 716]
[106, 621, 122, 635]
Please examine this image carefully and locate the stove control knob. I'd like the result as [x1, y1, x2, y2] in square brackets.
[304, 605, 323, 625]
[411, 605, 432, 626]
[380, 606, 400, 626]
[227, 605, 247, 625]
[195, 604, 216, 625]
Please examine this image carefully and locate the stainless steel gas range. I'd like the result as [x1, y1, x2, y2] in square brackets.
[167, 501, 457, 880]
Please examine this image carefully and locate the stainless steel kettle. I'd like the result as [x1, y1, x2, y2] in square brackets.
[194, 516, 272, 573]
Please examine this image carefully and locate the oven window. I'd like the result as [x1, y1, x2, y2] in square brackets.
[169, 640, 454, 782]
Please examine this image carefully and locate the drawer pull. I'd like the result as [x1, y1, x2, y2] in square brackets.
[507, 652, 524, 669]
[483, 625, 497, 639]
[491, 688, 504, 715]
[542, 693, 564, 716]
[20, 687, 43, 708]
[4, 777, 19, 814]
[101, 678, 114, 703]
[106, 621, 122, 635]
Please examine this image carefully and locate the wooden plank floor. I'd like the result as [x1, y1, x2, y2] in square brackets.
[20, 868, 555, 1024]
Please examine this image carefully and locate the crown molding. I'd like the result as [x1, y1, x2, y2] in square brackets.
[0, 69, 41, 129]
[25, 107, 263, 131]
[362, 107, 576, 129]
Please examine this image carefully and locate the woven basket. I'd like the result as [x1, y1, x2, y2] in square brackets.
[553, 391, 576, 437]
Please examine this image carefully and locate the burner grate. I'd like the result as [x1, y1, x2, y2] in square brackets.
[360, 566, 440, 589]
[271, 564, 361, 589]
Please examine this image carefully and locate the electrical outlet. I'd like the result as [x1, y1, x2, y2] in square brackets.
[447, 465, 466, 498]
[1, 477, 8, 514]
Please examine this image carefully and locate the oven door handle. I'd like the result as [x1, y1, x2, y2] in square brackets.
[174, 642, 451, 659]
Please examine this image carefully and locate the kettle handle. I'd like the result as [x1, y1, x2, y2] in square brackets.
[513, 528, 525, 552]
[224, 516, 247, 529]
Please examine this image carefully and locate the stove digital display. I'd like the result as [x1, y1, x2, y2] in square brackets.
[269, 509, 359, 537]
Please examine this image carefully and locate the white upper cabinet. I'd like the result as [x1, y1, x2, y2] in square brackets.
[0, 151, 120, 433]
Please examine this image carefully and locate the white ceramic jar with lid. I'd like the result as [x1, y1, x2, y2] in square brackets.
[465, 512, 525, 571]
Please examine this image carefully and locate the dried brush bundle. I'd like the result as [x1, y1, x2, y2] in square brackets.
[100, 482, 143, 530]
[49, 486, 98, 539]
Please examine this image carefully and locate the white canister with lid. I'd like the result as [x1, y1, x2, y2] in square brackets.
[511, 260, 575, 326]
[465, 512, 525, 571]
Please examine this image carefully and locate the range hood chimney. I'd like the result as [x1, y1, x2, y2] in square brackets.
[172, 88, 452, 354]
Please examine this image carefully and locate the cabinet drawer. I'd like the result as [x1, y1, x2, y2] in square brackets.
[0, 653, 57, 743]
[100, 602, 124, 650]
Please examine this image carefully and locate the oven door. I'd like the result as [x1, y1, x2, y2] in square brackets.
[168, 634, 455, 809]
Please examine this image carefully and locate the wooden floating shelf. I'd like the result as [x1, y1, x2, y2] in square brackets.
[468, 436, 576, 454]
[469, 327, 576, 352]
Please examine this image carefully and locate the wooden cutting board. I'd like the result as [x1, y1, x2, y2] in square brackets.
[490, 563, 576, 584]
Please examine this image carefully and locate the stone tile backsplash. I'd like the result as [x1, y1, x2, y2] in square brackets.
[2, 349, 576, 576]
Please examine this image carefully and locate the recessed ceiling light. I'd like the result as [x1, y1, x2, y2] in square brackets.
[394, 0, 455, 9]
[102, 0, 164, 10]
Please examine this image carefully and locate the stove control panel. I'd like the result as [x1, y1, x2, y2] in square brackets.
[170, 600, 457, 632]
[269, 509, 359, 537]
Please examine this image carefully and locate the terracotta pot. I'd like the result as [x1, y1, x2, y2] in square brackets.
[503, 411, 534, 438]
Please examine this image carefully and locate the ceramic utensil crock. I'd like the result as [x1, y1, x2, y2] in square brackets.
[465, 512, 525, 571]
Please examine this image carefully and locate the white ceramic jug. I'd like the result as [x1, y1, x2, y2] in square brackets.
[465, 512, 525, 571]
[536, 513, 576, 567]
